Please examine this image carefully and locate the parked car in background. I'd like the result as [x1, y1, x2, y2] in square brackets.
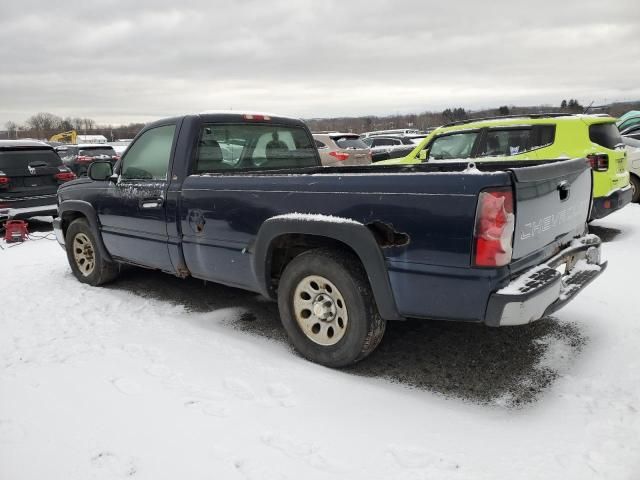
[360, 128, 422, 138]
[378, 114, 632, 220]
[312, 133, 371, 166]
[107, 141, 131, 157]
[55, 144, 120, 176]
[362, 135, 416, 162]
[623, 136, 640, 202]
[0, 140, 76, 221]
[621, 124, 640, 141]
[617, 111, 640, 135]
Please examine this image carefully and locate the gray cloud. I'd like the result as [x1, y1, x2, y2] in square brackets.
[1, 0, 639, 126]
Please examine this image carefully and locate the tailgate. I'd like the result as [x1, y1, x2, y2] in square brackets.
[511, 158, 592, 260]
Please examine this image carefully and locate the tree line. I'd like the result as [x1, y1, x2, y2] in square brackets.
[3, 100, 639, 141]
[3, 112, 144, 141]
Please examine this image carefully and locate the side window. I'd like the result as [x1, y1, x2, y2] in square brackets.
[121, 125, 176, 180]
[478, 129, 532, 157]
[315, 140, 328, 149]
[194, 124, 317, 172]
[428, 132, 479, 160]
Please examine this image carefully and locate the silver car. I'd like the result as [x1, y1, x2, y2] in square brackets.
[313, 133, 372, 166]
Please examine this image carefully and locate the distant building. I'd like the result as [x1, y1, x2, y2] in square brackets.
[77, 134, 107, 144]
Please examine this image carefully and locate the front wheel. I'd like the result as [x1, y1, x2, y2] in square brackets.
[65, 218, 119, 286]
[277, 249, 386, 367]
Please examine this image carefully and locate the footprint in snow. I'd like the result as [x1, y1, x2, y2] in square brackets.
[266, 383, 296, 408]
[261, 432, 334, 471]
[91, 451, 137, 477]
[111, 378, 142, 395]
[234, 458, 288, 480]
[223, 378, 255, 400]
[387, 444, 460, 471]
[144, 363, 175, 379]
[122, 344, 163, 362]
[184, 399, 229, 418]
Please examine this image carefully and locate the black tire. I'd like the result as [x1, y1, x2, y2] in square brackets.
[630, 175, 640, 203]
[277, 249, 386, 367]
[65, 218, 119, 286]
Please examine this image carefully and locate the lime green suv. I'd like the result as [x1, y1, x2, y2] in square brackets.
[381, 114, 631, 220]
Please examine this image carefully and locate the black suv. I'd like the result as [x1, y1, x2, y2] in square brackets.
[55, 144, 119, 176]
[0, 140, 76, 221]
[361, 136, 417, 162]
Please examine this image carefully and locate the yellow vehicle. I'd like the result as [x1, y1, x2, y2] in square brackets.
[380, 114, 631, 220]
[49, 130, 77, 144]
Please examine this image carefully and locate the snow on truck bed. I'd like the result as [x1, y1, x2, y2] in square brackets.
[1, 206, 640, 480]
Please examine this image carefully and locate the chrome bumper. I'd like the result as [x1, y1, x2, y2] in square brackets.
[485, 235, 606, 326]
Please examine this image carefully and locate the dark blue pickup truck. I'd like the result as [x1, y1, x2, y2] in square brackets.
[54, 112, 606, 367]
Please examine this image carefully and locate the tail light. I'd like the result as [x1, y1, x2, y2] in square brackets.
[586, 153, 609, 172]
[0, 172, 8, 187]
[76, 155, 93, 163]
[473, 188, 515, 267]
[329, 151, 350, 161]
[243, 114, 271, 121]
[54, 171, 77, 182]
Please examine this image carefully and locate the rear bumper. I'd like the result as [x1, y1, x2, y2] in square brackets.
[0, 195, 58, 221]
[590, 185, 633, 220]
[485, 235, 606, 326]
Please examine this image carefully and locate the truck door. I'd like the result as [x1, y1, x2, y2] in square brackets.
[96, 123, 177, 271]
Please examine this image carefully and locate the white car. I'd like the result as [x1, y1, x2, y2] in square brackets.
[624, 136, 640, 202]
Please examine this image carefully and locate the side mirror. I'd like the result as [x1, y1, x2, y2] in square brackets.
[419, 149, 429, 161]
[88, 161, 113, 181]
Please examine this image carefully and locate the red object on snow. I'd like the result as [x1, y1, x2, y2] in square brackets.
[4, 220, 29, 243]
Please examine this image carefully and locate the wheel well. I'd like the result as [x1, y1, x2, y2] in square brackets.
[60, 211, 87, 237]
[267, 234, 361, 290]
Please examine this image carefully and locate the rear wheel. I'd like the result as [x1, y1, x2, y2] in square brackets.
[630, 175, 640, 203]
[277, 249, 386, 367]
[65, 218, 119, 286]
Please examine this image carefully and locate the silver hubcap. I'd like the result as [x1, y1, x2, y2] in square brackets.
[73, 233, 95, 276]
[293, 275, 348, 346]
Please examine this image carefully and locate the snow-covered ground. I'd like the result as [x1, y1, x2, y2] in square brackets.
[1, 206, 639, 480]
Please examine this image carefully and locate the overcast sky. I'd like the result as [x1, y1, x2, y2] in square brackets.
[1, 0, 639, 127]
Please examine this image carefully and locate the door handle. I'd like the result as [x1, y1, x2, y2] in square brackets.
[140, 198, 164, 209]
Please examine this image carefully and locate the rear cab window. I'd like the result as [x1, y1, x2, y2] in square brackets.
[589, 122, 623, 150]
[194, 123, 317, 173]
